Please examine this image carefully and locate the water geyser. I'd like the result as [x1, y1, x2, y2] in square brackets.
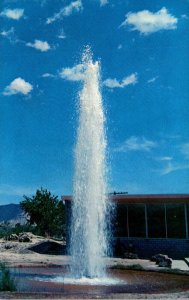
[70, 48, 108, 279]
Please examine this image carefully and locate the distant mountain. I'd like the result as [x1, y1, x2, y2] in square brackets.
[0, 204, 26, 224]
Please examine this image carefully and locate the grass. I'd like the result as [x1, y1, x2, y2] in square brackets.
[0, 263, 16, 291]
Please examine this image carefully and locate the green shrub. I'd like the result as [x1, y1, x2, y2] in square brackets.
[0, 263, 16, 291]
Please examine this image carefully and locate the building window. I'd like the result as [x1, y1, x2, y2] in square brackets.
[114, 204, 128, 237]
[166, 204, 186, 238]
[128, 204, 146, 237]
[147, 204, 166, 238]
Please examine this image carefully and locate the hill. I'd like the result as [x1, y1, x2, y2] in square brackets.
[0, 204, 25, 224]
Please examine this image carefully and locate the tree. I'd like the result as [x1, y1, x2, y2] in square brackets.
[20, 188, 65, 238]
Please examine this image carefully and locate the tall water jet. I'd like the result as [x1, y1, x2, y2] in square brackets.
[70, 49, 108, 279]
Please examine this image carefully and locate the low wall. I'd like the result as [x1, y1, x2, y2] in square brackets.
[115, 238, 189, 259]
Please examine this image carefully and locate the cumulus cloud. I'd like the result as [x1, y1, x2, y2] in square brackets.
[3, 77, 33, 96]
[121, 7, 178, 34]
[1, 8, 24, 20]
[103, 73, 137, 89]
[114, 136, 156, 152]
[46, 0, 83, 24]
[59, 64, 85, 81]
[26, 40, 51, 52]
[103, 78, 121, 88]
[100, 0, 108, 6]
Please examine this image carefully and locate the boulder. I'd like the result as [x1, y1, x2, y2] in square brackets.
[4, 243, 14, 249]
[124, 252, 138, 259]
[18, 233, 31, 243]
[159, 258, 172, 267]
[5, 234, 18, 241]
[151, 253, 172, 268]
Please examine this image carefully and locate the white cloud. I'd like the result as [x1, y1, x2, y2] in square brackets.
[121, 7, 178, 34]
[117, 44, 122, 50]
[0, 27, 14, 37]
[148, 76, 158, 83]
[59, 64, 85, 81]
[158, 156, 173, 161]
[103, 78, 121, 88]
[0, 27, 21, 44]
[103, 73, 137, 89]
[1, 8, 24, 20]
[46, 0, 83, 24]
[57, 29, 66, 39]
[0, 27, 17, 44]
[60, 65, 137, 87]
[26, 40, 51, 52]
[161, 161, 189, 175]
[122, 74, 137, 86]
[42, 73, 55, 78]
[100, 0, 108, 6]
[114, 136, 156, 152]
[181, 14, 188, 19]
[3, 77, 33, 96]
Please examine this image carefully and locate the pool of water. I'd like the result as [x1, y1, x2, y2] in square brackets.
[10, 266, 189, 296]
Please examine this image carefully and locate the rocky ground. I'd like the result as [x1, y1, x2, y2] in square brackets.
[0, 233, 67, 267]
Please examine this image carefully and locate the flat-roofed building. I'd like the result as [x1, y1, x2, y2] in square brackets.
[63, 194, 189, 259]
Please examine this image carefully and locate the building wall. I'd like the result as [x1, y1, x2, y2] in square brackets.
[114, 238, 189, 259]
[65, 201, 72, 254]
[113, 201, 189, 258]
[64, 195, 189, 259]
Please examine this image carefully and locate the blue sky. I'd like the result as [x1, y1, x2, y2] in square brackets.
[0, 0, 189, 204]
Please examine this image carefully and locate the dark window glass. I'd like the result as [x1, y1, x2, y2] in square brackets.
[114, 204, 128, 237]
[147, 204, 166, 238]
[128, 204, 145, 237]
[166, 204, 186, 238]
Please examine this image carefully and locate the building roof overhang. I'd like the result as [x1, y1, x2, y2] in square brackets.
[62, 194, 189, 204]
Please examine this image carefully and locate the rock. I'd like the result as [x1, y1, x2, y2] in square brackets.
[124, 252, 138, 259]
[5, 234, 18, 241]
[4, 244, 14, 249]
[18, 233, 31, 243]
[159, 258, 172, 267]
[151, 253, 172, 268]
